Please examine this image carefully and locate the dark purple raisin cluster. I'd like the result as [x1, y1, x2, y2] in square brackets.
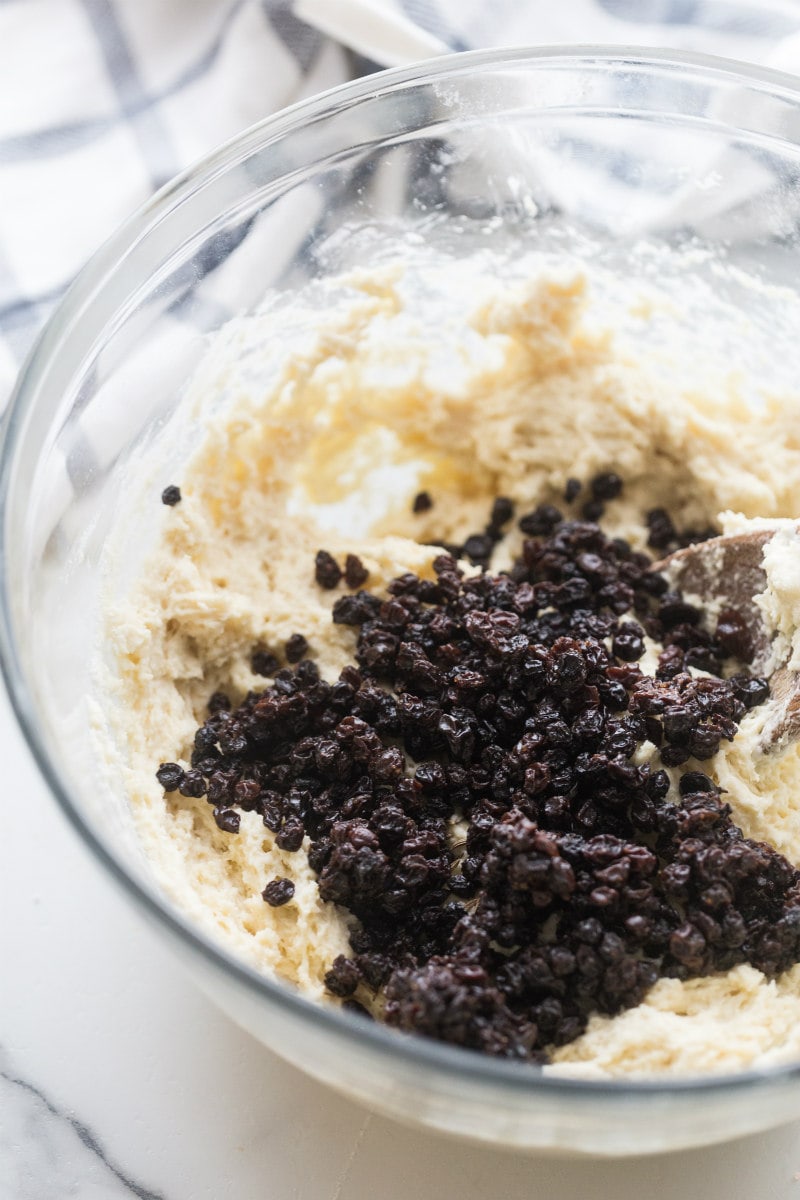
[645, 507, 718, 555]
[432, 495, 516, 570]
[155, 481, 793, 1062]
[315, 550, 370, 591]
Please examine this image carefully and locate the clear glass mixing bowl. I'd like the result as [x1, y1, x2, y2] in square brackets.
[5, 47, 800, 1157]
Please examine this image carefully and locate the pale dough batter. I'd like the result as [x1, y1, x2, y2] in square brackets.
[99, 257, 800, 1072]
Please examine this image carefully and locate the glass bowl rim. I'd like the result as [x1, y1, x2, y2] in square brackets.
[6, 42, 800, 1103]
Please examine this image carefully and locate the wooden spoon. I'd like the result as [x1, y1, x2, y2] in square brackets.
[653, 530, 800, 750]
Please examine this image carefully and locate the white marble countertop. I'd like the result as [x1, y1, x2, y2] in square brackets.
[4, 679, 800, 1200]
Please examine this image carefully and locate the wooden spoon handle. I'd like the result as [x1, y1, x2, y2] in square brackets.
[654, 529, 800, 751]
[654, 531, 774, 667]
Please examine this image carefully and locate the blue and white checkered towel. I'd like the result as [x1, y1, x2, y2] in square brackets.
[3, 0, 800, 401]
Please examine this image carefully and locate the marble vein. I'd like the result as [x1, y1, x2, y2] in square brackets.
[330, 1113, 372, 1200]
[0, 1047, 166, 1200]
